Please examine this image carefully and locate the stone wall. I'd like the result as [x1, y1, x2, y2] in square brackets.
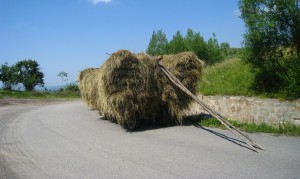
[186, 95, 300, 125]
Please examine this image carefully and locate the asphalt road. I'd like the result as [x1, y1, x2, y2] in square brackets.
[0, 100, 299, 179]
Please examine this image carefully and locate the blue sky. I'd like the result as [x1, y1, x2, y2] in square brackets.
[0, 0, 244, 87]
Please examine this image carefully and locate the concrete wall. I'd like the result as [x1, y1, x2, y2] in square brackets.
[186, 95, 300, 125]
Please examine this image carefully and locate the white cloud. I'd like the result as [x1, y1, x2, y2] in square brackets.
[89, 0, 112, 5]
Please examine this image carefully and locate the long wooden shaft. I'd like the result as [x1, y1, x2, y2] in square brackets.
[158, 61, 264, 152]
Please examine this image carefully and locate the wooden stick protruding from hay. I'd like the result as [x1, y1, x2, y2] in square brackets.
[156, 58, 264, 152]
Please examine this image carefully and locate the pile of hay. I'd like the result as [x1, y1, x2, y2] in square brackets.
[159, 52, 203, 124]
[78, 68, 98, 109]
[79, 50, 203, 129]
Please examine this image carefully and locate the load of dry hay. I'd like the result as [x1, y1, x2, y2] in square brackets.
[78, 68, 98, 109]
[159, 52, 203, 124]
[79, 50, 203, 129]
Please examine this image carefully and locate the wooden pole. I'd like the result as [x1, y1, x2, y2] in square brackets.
[157, 60, 264, 152]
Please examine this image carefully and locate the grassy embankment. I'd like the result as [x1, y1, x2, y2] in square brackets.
[198, 56, 255, 97]
[196, 56, 300, 136]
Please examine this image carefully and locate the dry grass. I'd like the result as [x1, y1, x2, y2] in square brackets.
[79, 50, 203, 129]
[160, 52, 203, 124]
[78, 68, 98, 109]
[97, 50, 160, 128]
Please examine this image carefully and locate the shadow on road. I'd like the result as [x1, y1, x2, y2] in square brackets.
[97, 112, 256, 152]
[193, 123, 257, 152]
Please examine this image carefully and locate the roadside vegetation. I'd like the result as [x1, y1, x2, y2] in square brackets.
[239, 0, 300, 100]
[198, 56, 255, 97]
[0, 59, 44, 91]
[197, 0, 299, 101]
[0, 60, 80, 99]
[195, 117, 300, 136]
[0, 84, 81, 99]
[195, 56, 300, 136]
[194, 0, 300, 135]
[197, 56, 297, 100]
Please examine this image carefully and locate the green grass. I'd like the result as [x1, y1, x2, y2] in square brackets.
[0, 89, 81, 99]
[196, 117, 300, 136]
[197, 56, 297, 100]
[193, 57, 300, 135]
[0, 84, 81, 99]
[198, 57, 256, 96]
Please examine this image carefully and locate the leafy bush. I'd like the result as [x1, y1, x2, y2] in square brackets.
[239, 0, 300, 100]
[279, 58, 300, 99]
[64, 84, 80, 92]
[0, 63, 18, 90]
[249, 56, 300, 100]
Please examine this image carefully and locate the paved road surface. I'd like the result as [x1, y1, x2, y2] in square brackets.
[0, 100, 299, 178]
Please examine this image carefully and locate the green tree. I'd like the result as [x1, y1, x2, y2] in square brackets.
[184, 28, 208, 61]
[206, 33, 224, 64]
[64, 83, 80, 92]
[220, 42, 231, 57]
[185, 28, 197, 51]
[146, 28, 227, 65]
[239, 0, 300, 97]
[15, 59, 44, 91]
[146, 29, 169, 56]
[0, 63, 18, 90]
[58, 71, 68, 87]
[168, 30, 187, 54]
